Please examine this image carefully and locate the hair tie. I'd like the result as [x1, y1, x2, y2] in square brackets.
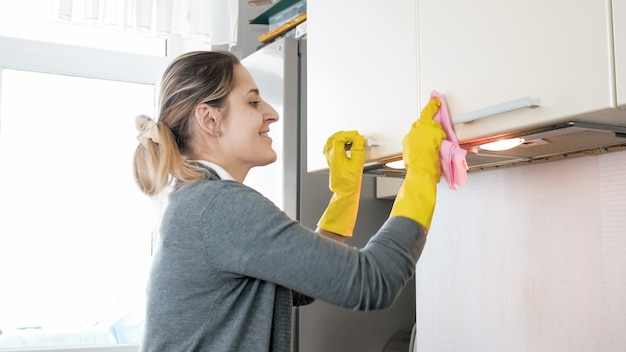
[136, 114, 161, 148]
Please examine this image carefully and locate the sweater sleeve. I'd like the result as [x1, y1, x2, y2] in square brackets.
[201, 182, 426, 311]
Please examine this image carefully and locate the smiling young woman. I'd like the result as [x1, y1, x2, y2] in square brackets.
[132, 49, 446, 352]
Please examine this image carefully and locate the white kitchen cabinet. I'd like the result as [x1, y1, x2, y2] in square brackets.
[306, 0, 418, 172]
[417, 0, 623, 142]
[308, 0, 626, 174]
[615, 0, 626, 107]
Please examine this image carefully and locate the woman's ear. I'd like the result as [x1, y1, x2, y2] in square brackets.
[193, 103, 220, 136]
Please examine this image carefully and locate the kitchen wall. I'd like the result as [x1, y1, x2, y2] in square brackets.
[414, 150, 626, 351]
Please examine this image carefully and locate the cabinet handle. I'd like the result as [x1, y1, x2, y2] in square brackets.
[453, 97, 541, 124]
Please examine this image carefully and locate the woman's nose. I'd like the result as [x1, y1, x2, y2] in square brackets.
[264, 102, 279, 122]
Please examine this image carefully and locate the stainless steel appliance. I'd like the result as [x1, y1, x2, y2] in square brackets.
[243, 37, 416, 352]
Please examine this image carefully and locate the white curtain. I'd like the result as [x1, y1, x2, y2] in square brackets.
[52, 0, 238, 46]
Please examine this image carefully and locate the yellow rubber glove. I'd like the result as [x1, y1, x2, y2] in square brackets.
[317, 130, 366, 237]
[390, 97, 446, 232]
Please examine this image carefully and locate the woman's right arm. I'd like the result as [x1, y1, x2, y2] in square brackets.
[202, 97, 445, 310]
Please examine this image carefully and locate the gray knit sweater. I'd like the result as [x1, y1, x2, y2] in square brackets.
[140, 166, 427, 352]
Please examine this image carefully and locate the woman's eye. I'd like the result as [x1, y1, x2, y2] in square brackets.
[250, 101, 260, 107]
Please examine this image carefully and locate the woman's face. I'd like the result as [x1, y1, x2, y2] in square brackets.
[217, 64, 279, 178]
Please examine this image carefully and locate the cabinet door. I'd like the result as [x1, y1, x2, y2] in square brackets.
[615, 0, 626, 107]
[307, 1, 418, 172]
[418, 0, 615, 142]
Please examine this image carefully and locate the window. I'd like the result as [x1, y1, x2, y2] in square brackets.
[0, 69, 155, 349]
[0, 2, 168, 347]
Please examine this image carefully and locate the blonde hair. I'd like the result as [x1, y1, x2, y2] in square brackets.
[133, 51, 240, 196]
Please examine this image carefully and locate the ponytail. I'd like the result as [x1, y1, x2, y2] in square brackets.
[133, 115, 206, 196]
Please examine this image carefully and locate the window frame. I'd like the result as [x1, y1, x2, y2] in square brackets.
[0, 35, 168, 84]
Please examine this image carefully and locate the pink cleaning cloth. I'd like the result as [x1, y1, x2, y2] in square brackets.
[431, 90, 468, 190]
